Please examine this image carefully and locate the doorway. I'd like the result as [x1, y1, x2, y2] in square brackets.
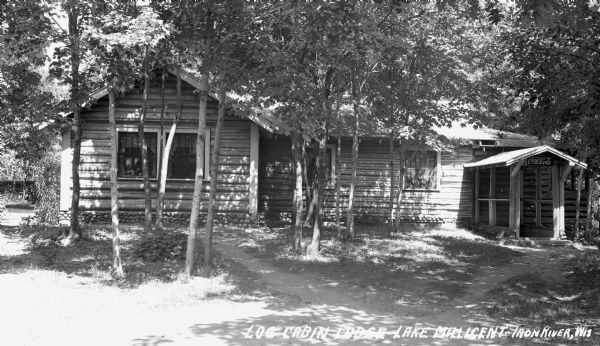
[521, 166, 554, 237]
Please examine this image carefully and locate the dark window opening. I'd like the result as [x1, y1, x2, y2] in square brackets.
[117, 132, 158, 178]
[167, 133, 198, 179]
[404, 150, 438, 190]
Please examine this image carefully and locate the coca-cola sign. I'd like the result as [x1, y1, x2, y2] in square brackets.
[526, 156, 552, 166]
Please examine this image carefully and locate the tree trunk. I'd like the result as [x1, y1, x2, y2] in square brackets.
[304, 140, 319, 226]
[139, 61, 152, 231]
[302, 144, 310, 223]
[155, 69, 166, 231]
[574, 168, 584, 235]
[156, 69, 179, 232]
[388, 130, 395, 236]
[108, 91, 124, 277]
[67, 6, 81, 242]
[309, 127, 328, 255]
[346, 78, 360, 240]
[204, 87, 226, 265]
[185, 71, 209, 276]
[335, 124, 342, 238]
[396, 148, 412, 231]
[291, 133, 304, 252]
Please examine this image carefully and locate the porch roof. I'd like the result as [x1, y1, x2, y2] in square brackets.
[463, 145, 587, 169]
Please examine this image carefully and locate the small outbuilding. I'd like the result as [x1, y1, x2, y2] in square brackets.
[464, 146, 587, 239]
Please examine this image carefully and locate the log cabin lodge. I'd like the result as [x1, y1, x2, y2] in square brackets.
[59, 70, 589, 239]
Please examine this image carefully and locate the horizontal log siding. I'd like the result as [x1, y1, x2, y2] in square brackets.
[259, 136, 474, 223]
[75, 73, 252, 216]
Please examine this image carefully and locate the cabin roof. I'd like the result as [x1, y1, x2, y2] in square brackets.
[57, 68, 282, 133]
[463, 145, 587, 169]
[433, 123, 543, 147]
[54, 70, 544, 147]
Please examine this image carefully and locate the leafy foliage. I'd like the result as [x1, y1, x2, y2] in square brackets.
[31, 148, 61, 224]
[498, 1, 600, 169]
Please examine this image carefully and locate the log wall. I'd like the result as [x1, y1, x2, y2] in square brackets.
[62, 72, 254, 221]
[259, 136, 474, 224]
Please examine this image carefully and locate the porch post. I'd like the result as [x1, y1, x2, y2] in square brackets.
[474, 168, 480, 225]
[248, 123, 259, 214]
[509, 163, 522, 238]
[489, 167, 496, 226]
[516, 169, 522, 237]
[535, 168, 542, 226]
[559, 164, 573, 239]
[59, 127, 72, 225]
[552, 164, 560, 239]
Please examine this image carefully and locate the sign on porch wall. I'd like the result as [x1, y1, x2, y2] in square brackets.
[526, 156, 553, 166]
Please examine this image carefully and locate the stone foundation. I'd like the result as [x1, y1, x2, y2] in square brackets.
[59, 210, 264, 228]
[261, 210, 472, 228]
[59, 209, 470, 229]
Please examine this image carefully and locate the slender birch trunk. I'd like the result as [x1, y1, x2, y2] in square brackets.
[67, 6, 82, 242]
[185, 71, 209, 276]
[388, 129, 395, 236]
[156, 69, 181, 231]
[139, 58, 152, 231]
[335, 124, 342, 238]
[109, 91, 124, 277]
[292, 133, 304, 252]
[346, 77, 360, 240]
[155, 69, 166, 231]
[205, 87, 226, 265]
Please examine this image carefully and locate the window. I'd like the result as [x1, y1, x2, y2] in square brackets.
[166, 130, 211, 180]
[403, 149, 439, 190]
[117, 132, 158, 178]
[306, 144, 336, 186]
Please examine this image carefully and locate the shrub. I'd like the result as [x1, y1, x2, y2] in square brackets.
[31, 150, 60, 225]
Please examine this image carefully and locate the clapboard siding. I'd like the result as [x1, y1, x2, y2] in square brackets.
[71, 72, 253, 214]
[259, 136, 474, 222]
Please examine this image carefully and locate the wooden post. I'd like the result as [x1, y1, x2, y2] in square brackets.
[474, 168, 480, 225]
[516, 169, 522, 237]
[59, 127, 73, 225]
[552, 164, 560, 240]
[489, 167, 496, 226]
[559, 164, 572, 239]
[509, 163, 522, 237]
[535, 168, 541, 226]
[248, 123, 260, 214]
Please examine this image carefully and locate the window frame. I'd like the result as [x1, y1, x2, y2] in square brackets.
[401, 147, 441, 192]
[116, 126, 160, 180]
[163, 128, 211, 181]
